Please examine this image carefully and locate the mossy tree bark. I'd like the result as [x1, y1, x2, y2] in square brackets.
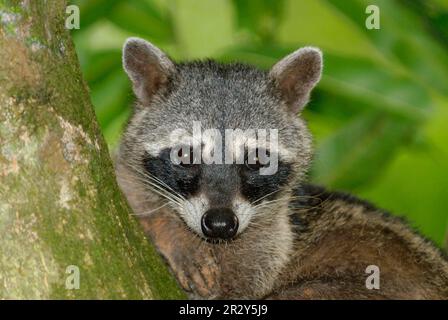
[0, 0, 184, 299]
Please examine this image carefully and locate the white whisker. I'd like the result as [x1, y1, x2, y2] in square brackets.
[130, 202, 171, 216]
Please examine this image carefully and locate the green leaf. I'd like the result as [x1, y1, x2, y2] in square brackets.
[81, 49, 122, 86]
[320, 54, 432, 122]
[219, 45, 433, 122]
[324, 0, 448, 96]
[107, 0, 174, 43]
[311, 112, 415, 190]
[231, 0, 285, 43]
[103, 108, 131, 149]
[71, 0, 122, 30]
[402, 0, 448, 50]
[89, 67, 132, 130]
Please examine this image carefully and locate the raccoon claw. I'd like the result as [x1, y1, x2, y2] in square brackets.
[177, 261, 216, 298]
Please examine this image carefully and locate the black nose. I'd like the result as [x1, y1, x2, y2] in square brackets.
[201, 208, 239, 240]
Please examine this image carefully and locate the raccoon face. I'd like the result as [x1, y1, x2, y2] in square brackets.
[120, 37, 322, 241]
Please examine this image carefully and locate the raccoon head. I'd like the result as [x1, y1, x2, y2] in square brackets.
[118, 37, 322, 241]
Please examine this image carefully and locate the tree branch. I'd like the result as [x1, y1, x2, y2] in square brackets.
[0, 0, 184, 299]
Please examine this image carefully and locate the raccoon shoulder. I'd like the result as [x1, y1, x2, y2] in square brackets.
[272, 184, 448, 299]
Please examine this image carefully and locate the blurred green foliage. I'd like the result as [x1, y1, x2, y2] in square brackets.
[72, 0, 448, 246]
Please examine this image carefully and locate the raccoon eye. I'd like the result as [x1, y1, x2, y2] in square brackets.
[245, 156, 261, 171]
[245, 149, 270, 171]
[177, 146, 196, 167]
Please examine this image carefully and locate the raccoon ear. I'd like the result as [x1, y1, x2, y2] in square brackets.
[269, 47, 322, 113]
[123, 37, 176, 104]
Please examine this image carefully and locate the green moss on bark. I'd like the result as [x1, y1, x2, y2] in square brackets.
[0, 0, 185, 299]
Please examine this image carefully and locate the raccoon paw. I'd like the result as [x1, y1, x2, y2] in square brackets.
[139, 211, 221, 299]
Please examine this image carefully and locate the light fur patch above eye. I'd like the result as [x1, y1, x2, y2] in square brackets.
[143, 127, 194, 157]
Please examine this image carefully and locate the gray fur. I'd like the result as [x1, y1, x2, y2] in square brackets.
[118, 39, 314, 238]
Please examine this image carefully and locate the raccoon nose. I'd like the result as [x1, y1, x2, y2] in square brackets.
[201, 208, 239, 240]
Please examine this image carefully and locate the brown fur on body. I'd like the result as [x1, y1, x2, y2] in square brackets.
[271, 185, 448, 299]
[117, 163, 448, 299]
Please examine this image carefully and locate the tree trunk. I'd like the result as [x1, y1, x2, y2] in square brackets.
[0, 0, 184, 299]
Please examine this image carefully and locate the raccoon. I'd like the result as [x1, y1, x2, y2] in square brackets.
[115, 37, 448, 299]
